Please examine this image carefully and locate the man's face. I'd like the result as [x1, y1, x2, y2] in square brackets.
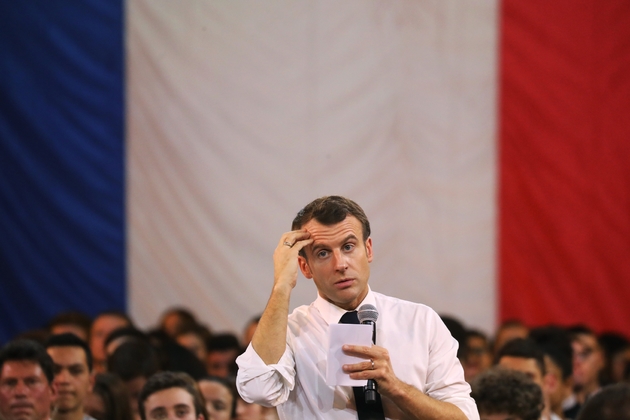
[198, 380, 233, 420]
[89, 315, 130, 373]
[142, 387, 202, 420]
[298, 216, 372, 311]
[572, 334, 604, 388]
[206, 350, 239, 379]
[498, 356, 544, 389]
[47, 346, 93, 414]
[0, 360, 55, 420]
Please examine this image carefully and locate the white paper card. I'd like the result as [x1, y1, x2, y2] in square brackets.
[326, 323, 373, 386]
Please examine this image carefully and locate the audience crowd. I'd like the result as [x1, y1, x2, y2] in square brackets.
[1, 306, 629, 420]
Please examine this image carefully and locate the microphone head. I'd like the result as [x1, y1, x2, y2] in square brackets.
[357, 304, 378, 323]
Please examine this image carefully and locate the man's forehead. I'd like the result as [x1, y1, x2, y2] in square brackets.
[303, 216, 363, 241]
[48, 346, 88, 364]
[1, 360, 45, 377]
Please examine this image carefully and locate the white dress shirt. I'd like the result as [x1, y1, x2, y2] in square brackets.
[236, 288, 479, 419]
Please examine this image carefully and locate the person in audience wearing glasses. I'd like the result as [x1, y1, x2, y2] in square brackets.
[236, 196, 478, 419]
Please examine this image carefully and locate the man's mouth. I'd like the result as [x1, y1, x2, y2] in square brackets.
[10, 402, 34, 411]
[335, 278, 354, 288]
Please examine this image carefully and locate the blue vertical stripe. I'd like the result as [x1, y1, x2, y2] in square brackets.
[0, 1, 125, 344]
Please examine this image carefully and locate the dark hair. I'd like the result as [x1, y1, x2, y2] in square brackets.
[89, 373, 135, 420]
[103, 326, 148, 351]
[138, 371, 208, 420]
[91, 311, 134, 329]
[48, 311, 92, 333]
[598, 332, 630, 386]
[577, 383, 630, 420]
[440, 315, 467, 359]
[496, 337, 546, 376]
[160, 307, 198, 336]
[107, 339, 161, 381]
[529, 325, 573, 380]
[45, 332, 94, 372]
[207, 333, 242, 353]
[0, 339, 55, 384]
[471, 367, 544, 420]
[198, 375, 238, 418]
[291, 196, 371, 257]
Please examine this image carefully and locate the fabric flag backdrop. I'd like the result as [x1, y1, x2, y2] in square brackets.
[1, 0, 629, 345]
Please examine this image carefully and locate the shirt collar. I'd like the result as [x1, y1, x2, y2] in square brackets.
[313, 286, 376, 325]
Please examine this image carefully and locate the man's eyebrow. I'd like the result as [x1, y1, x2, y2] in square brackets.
[149, 407, 167, 417]
[311, 234, 358, 251]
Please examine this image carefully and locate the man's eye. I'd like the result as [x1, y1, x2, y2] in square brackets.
[343, 243, 355, 251]
[317, 250, 329, 258]
[176, 407, 190, 417]
[69, 367, 84, 376]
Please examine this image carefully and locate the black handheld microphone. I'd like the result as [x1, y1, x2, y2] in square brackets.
[357, 304, 379, 404]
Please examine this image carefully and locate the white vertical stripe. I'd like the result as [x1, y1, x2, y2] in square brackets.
[127, 0, 499, 336]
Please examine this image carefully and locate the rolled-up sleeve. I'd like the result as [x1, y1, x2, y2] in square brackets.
[235, 343, 297, 407]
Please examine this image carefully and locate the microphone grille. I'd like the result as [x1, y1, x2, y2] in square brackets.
[357, 304, 378, 323]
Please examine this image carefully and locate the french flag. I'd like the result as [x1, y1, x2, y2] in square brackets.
[2, 1, 629, 344]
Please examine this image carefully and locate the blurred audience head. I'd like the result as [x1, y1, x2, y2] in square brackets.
[206, 334, 241, 379]
[576, 383, 630, 420]
[0, 339, 56, 420]
[493, 319, 529, 357]
[47, 311, 92, 342]
[90, 311, 133, 373]
[159, 308, 199, 338]
[197, 376, 237, 420]
[85, 372, 134, 420]
[138, 371, 207, 420]
[471, 366, 544, 420]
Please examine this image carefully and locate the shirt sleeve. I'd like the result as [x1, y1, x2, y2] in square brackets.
[235, 342, 297, 407]
[425, 310, 480, 420]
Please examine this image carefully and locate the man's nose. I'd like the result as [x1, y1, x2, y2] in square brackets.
[333, 250, 348, 270]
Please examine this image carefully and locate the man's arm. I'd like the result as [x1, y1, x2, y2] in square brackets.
[251, 230, 312, 364]
[342, 344, 471, 420]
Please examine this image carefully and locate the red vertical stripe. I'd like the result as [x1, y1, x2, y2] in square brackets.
[498, 1, 630, 335]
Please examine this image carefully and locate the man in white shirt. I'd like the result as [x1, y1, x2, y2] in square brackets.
[236, 196, 478, 419]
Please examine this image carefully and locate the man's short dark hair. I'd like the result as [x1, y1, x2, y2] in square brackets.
[529, 325, 573, 380]
[107, 339, 161, 381]
[471, 367, 544, 420]
[577, 383, 630, 420]
[207, 333, 241, 353]
[138, 371, 208, 420]
[45, 332, 94, 372]
[496, 337, 546, 376]
[291, 196, 371, 257]
[0, 339, 55, 384]
[48, 311, 92, 333]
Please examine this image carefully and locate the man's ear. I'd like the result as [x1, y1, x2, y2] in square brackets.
[365, 237, 373, 262]
[543, 372, 557, 394]
[298, 255, 313, 279]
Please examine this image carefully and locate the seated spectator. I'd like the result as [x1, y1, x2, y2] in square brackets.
[471, 367, 544, 420]
[48, 311, 92, 342]
[146, 330, 207, 381]
[45, 333, 96, 420]
[241, 316, 260, 348]
[440, 314, 468, 359]
[463, 329, 493, 383]
[197, 376, 236, 420]
[107, 339, 161, 420]
[104, 327, 148, 358]
[598, 332, 630, 385]
[529, 326, 575, 420]
[206, 333, 241, 378]
[496, 337, 558, 420]
[85, 373, 134, 420]
[175, 325, 212, 365]
[138, 371, 208, 420]
[0, 339, 56, 420]
[493, 319, 529, 358]
[90, 312, 133, 374]
[567, 325, 604, 410]
[576, 383, 630, 420]
[158, 307, 199, 338]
